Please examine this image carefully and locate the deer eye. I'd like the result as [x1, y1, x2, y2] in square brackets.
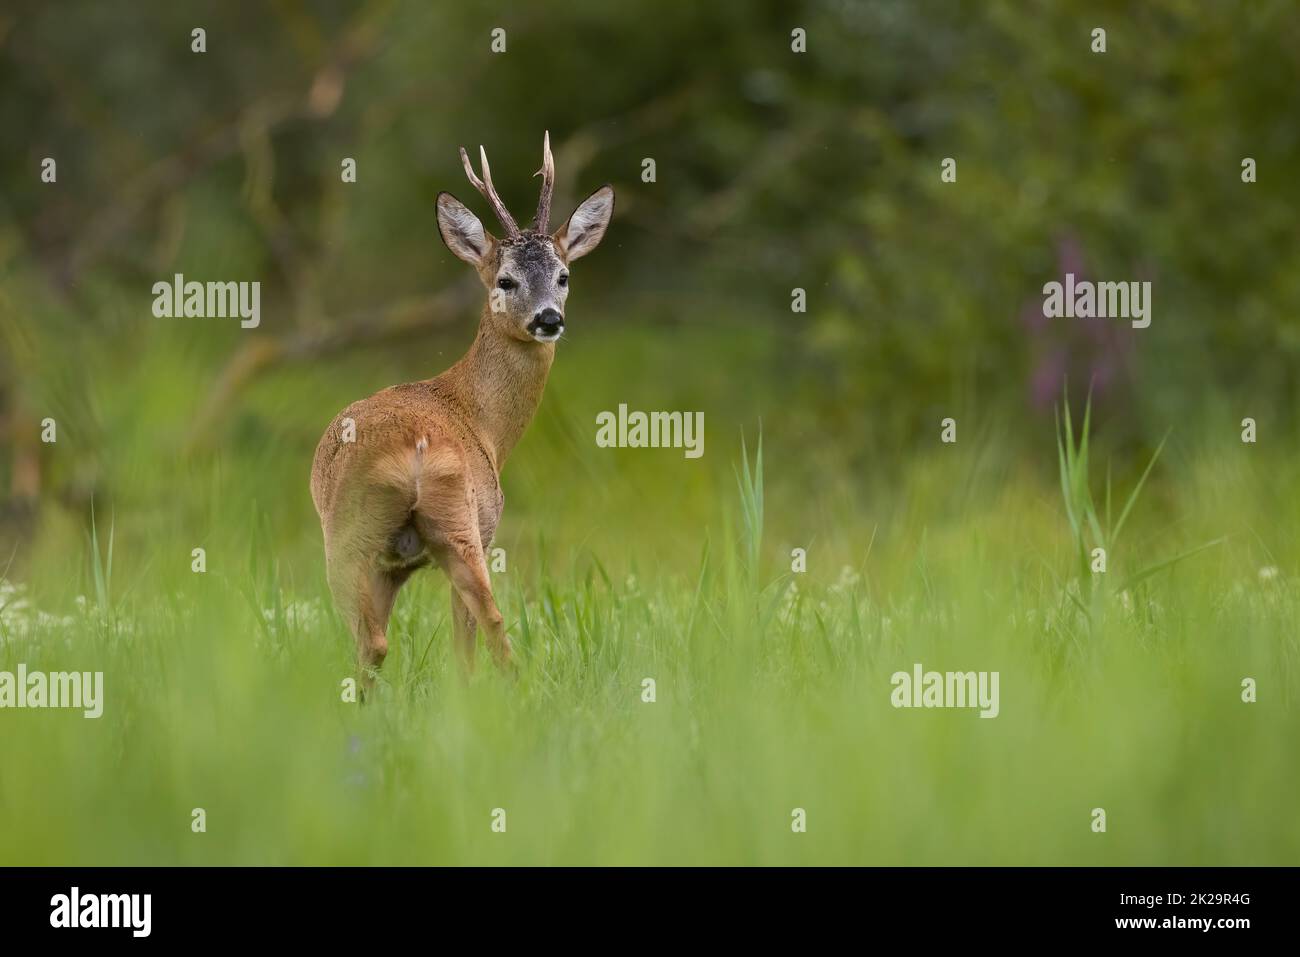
[557, 273, 568, 287]
[496, 276, 517, 290]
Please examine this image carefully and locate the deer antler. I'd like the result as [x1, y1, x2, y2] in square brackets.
[459, 144, 520, 239]
[534, 130, 556, 233]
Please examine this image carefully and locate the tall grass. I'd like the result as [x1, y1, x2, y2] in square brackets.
[1055, 395, 1224, 639]
[1, 334, 1297, 865]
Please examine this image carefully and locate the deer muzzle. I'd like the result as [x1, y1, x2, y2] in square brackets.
[528, 307, 564, 342]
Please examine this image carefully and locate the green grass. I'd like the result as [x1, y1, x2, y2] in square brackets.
[2, 326, 1298, 865]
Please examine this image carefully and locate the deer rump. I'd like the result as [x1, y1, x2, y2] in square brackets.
[353, 436, 475, 573]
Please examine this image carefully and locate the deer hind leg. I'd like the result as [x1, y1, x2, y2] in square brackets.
[450, 585, 477, 676]
[327, 555, 402, 694]
[412, 492, 511, 672]
[442, 543, 510, 670]
[322, 472, 418, 695]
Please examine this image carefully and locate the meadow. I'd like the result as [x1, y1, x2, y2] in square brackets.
[2, 0, 1297, 867]
[2, 319, 1296, 866]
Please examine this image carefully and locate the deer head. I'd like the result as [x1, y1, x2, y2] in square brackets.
[436, 132, 615, 344]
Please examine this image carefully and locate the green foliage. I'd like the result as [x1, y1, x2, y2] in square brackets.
[733, 430, 764, 581]
[1, 425, 1297, 864]
[86, 501, 114, 612]
[3, 1, 1299, 492]
[0, 0, 1296, 866]
[1055, 392, 1222, 635]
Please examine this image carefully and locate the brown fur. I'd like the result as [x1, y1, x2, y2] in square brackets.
[310, 304, 556, 683]
[310, 138, 613, 691]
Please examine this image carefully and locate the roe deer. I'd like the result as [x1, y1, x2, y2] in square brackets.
[310, 133, 614, 690]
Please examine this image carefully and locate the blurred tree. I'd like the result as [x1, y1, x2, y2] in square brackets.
[0, 0, 1297, 523]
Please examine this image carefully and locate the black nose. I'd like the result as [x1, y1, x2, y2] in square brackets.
[528, 308, 564, 336]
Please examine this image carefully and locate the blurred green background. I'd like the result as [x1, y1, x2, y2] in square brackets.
[0, 1, 1298, 865]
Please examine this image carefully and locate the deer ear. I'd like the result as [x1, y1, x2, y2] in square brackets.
[554, 185, 614, 262]
[437, 192, 492, 266]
